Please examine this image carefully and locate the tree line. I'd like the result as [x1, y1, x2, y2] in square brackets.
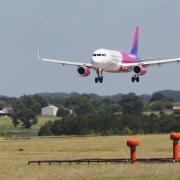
[38, 113, 180, 136]
[0, 91, 179, 133]
[38, 93, 180, 136]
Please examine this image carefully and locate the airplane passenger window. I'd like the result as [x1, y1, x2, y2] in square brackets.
[97, 54, 101, 56]
[93, 54, 96, 56]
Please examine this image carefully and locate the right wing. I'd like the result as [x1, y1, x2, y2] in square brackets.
[37, 49, 92, 68]
[122, 57, 180, 68]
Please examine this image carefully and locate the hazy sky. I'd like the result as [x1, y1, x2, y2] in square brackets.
[0, 0, 180, 96]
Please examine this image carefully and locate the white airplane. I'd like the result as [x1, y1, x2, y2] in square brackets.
[38, 26, 180, 83]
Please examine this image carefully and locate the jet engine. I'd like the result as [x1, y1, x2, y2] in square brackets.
[77, 66, 90, 77]
[133, 65, 146, 76]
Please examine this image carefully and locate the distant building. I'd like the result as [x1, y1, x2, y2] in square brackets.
[172, 102, 180, 111]
[0, 107, 13, 116]
[41, 105, 58, 116]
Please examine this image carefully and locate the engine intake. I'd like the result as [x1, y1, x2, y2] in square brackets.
[77, 66, 90, 77]
[133, 65, 146, 76]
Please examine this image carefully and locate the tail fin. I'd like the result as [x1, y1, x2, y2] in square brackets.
[37, 48, 41, 59]
[130, 26, 139, 56]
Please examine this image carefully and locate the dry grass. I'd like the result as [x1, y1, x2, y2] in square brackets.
[0, 116, 12, 127]
[0, 134, 180, 180]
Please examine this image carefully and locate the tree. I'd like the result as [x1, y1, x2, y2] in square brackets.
[11, 112, 20, 127]
[150, 100, 164, 111]
[20, 108, 37, 128]
[57, 107, 69, 117]
[150, 100, 173, 111]
[10, 97, 38, 128]
[122, 127, 132, 135]
[0, 100, 7, 110]
[38, 112, 123, 136]
[38, 121, 53, 136]
[32, 95, 48, 108]
[63, 96, 95, 114]
[150, 93, 173, 102]
[20, 95, 41, 115]
[119, 93, 144, 115]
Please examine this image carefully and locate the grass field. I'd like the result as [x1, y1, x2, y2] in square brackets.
[0, 134, 180, 180]
[0, 116, 57, 137]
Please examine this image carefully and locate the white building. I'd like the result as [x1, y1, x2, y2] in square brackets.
[0, 107, 13, 116]
[172, 102, 180, 111]
[41, 105, 58, 116]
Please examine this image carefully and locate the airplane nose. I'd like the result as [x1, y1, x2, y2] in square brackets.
[91, 57, 96, 64]
[91, 57, 99, 64]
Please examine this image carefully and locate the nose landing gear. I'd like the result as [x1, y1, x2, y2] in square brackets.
[95, 69, 103, 83]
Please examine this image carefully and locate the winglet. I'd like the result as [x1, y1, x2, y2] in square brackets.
[130, 26, 139, 56]
[37, 48, 41, 59]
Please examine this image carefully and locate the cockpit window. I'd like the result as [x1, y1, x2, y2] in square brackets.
[93, 54, 106, 57]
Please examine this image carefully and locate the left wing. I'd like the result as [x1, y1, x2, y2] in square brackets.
[37, 49, 92, 68]
[122, 57, 180, 68]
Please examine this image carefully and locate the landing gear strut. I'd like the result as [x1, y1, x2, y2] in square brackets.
[131, 75, 139, 83]
[95, 69, 103, 83]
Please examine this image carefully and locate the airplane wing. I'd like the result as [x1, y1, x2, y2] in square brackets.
[37, 49, 92, 68]
[122, 57, 180, 68]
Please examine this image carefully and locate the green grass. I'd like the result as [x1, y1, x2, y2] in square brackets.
[33, 115, 58, 128]
[143, 110, 174, 116]
[0, 116, 57, 137]
[0, 134, 179, 180]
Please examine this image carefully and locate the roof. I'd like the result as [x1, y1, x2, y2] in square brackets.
[42, 105, 58, 109]
[173, 102, 180, 107]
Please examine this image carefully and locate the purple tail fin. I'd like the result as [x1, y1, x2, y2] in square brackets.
[130, 26, 139, 56]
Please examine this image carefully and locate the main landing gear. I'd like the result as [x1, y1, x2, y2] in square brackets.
[131, 75, 139, 83]
[95, 69, 103, 83]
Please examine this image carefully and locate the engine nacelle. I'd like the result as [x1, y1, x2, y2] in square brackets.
[77, 66, 90, 77]
[133, 65, 146, 76]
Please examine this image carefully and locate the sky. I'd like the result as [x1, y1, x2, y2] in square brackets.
[0, 0, 180, 97]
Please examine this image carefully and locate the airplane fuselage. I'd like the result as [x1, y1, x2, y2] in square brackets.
[91, 49, 137, 73]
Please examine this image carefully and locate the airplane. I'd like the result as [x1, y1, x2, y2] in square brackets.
[38, 26, 180, 83]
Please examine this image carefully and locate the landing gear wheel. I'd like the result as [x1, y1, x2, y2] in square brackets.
[95, 77, 98, 83]
[99, 77, 103, 83]
[131, 77, 135, 82]
[136, 77, 139, 82]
